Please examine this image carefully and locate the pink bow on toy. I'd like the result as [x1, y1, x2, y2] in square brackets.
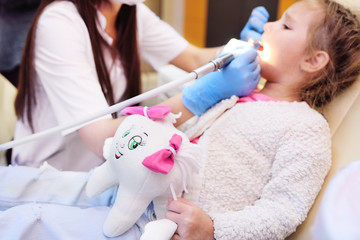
[121, 106, 171, 119]
[142, 134, 182, 174]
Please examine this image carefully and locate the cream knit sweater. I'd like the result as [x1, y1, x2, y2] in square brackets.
[183, 96, 332, 240]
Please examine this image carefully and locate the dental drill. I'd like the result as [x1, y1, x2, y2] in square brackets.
[0, 40, 263, 152]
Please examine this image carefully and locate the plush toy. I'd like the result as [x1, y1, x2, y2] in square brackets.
[86, 106, 203, 239]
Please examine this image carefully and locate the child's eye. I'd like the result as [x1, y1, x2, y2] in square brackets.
[283, 24, 291, 30]
[122, 131, 130, 138]
[128, 136, 142, 150]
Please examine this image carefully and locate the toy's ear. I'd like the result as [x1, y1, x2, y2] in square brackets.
[301, 50, 330, 73]
[103, 137, 114, 160]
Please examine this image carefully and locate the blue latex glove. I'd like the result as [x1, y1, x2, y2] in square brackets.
[240, 6, 269, 42]
[182, 47, 261, 116]
[220, 38, 251, 57]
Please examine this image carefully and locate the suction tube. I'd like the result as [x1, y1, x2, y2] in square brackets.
[0, 40, 263, 152]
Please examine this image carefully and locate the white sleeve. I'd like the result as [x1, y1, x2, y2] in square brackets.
[137, 3, 189, 71]
[210, 120, 332, 239]
[35, 2, 111, 126]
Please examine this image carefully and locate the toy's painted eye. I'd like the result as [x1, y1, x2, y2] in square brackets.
[122, 131, 130, 138]
[128, 136, 142, 150]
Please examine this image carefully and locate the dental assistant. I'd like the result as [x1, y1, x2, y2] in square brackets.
[12, 0, 268, 171]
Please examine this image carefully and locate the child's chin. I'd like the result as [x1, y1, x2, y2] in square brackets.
[259, 59, 270, 71]
[259, 62, 275, 80]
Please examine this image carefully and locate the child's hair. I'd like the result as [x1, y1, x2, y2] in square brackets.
[299, 0, 360, 109]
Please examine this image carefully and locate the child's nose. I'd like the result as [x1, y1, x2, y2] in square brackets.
[264, 22, 271, 33]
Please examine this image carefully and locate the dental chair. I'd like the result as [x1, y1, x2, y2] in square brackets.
[0, 74, 17, 166]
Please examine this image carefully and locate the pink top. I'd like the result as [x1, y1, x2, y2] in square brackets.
[237, 93, 278, 103]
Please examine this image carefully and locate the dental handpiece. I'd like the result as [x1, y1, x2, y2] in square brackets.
[192, 39, 264, 79]
[0, 40, 264, 152]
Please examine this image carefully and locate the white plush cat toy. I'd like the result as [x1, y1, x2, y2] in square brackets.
[86, 106, 203, 239]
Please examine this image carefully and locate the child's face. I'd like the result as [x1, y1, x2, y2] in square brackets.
[259, 1, 321, 83]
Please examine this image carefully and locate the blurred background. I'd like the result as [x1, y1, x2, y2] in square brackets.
[144, 0, 293, 47]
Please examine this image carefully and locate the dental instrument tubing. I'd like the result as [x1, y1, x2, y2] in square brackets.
[0, 53, 235, 152]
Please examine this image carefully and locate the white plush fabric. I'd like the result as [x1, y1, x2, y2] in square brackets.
[86, 113, 203, 238]
[184, 97, 332, 239]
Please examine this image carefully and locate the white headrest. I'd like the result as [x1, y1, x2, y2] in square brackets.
[333, 0, 360, 18]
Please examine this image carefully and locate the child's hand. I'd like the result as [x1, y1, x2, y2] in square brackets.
[165, 198, 215, 240]
[241, 6, 270, 42]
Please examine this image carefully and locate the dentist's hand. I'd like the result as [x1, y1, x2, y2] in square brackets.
[240, 6, 269, 42]
[182, 47, 261, 116]
[219, 38, 251, 57]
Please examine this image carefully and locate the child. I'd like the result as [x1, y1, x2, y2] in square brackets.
[166, 0, 360, 239]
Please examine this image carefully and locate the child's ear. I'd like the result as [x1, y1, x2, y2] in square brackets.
[301, 50, 330, 73]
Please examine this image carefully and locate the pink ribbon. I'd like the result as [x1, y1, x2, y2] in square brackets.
[142, 134, 182, 174]
[121, 106, 171, 119]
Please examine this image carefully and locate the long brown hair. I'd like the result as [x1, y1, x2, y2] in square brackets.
[15, 0, 141, 131]
[299, 0, 360, 109]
